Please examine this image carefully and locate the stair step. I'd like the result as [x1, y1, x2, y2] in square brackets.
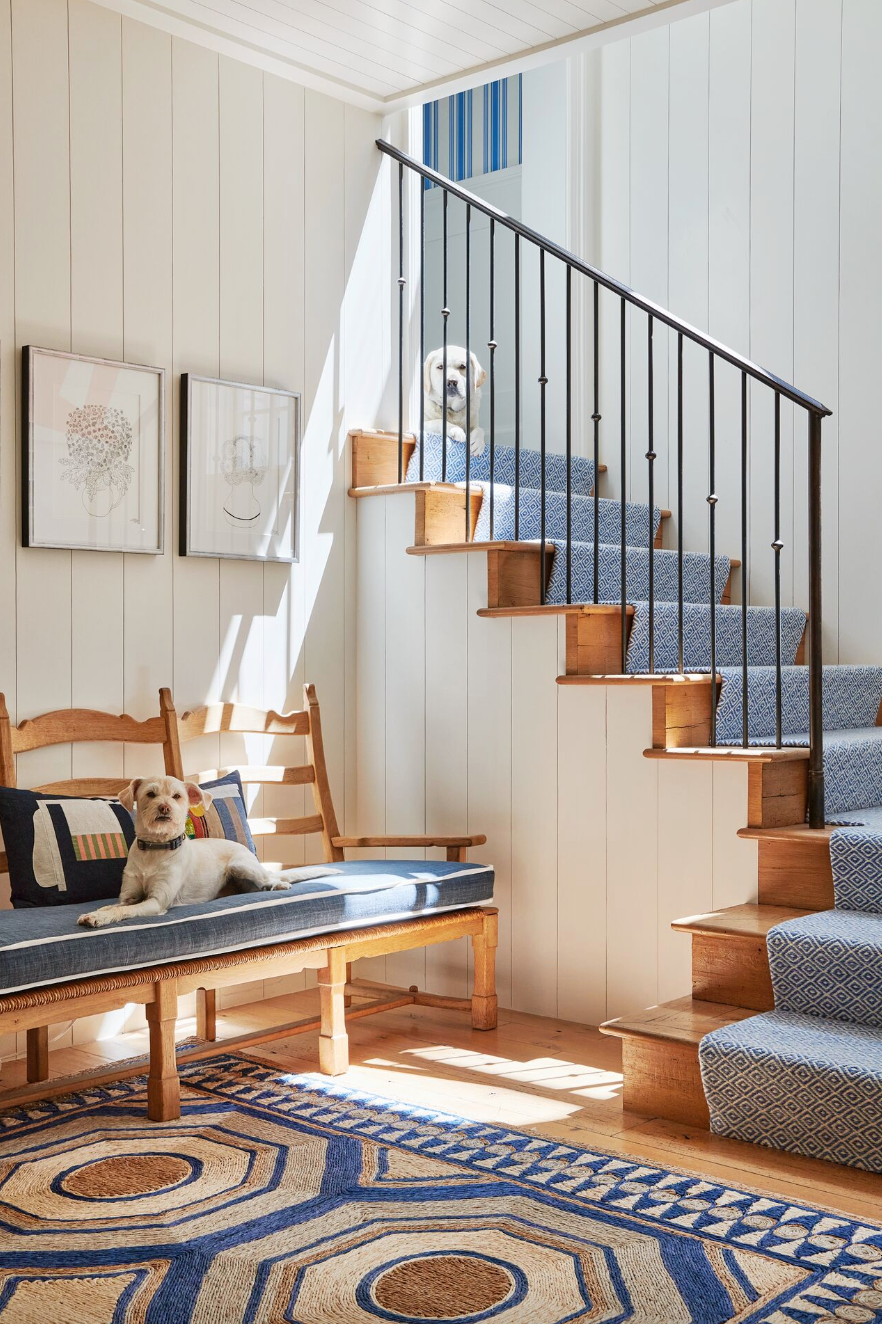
[646, 747, 810, 830]
[600, 996, 755, 1128]
[627, 602, 807, 674]
[737, 824, 834, 910]
[715, 665, 882, 745]
[831, 826, 882, 913]
[699, 1009, 882, 1172]
[768, 908, 882, 1028]
[672, 904, 811, 1012]
[545, 539, 732, 608]
[407, 431, 600, 496]
[473, 483, 665, 548]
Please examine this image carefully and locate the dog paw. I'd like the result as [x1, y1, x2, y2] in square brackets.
[265, 881, 291, 891]
[447, 424, 466, 444]
[470, 428, 486, 456]
[78, 911, 110, 928]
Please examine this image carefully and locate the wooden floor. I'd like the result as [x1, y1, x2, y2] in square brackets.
[7, 989, 880, 1223]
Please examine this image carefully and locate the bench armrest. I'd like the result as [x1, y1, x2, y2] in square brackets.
[331, 834, 486, 850]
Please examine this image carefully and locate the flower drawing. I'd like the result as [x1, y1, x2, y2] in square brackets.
[60, 404, 134, 517]
[220, 435, 268, 528]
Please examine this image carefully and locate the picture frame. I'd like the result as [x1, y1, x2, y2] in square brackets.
[180, 374, 299, 563]
[22, 345, 165, 555]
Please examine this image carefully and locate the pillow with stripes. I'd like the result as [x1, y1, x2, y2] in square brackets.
[0, 772, 254, 908]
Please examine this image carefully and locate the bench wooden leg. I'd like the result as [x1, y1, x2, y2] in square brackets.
[318, 948, 349, 1075]
[471, 910, 498, 1031]
[146, 980, 180, 1121]
[196, 988, 217, 1041]
[344, 962, 353, 1009]
[26, 1026, 48, 1083]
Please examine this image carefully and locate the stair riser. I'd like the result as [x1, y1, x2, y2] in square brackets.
[652, 683, 717, 747]
[691, 934, 774, 1013]
[621, 1038, 709, 1128]
[747, 760, 808, 829]
[415, 488, 481, 545]
[757, 838, 833, 910]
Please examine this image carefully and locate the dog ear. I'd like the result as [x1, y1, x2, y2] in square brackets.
[184, 781, 213, 811]
[471, 352, 487, 389]
[118, 779, 141, 813]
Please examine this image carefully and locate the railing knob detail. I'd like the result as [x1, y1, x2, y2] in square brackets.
[772, 538, 784, 552]
[707, 493, 718, 506]
[645, 451, 656, 462]
[487, 340, 497, 351]
[397, 276, 406, 287]
[538, 375, 548, 386]
[441, 307, 450, 319]
[591, 412, 601, 423]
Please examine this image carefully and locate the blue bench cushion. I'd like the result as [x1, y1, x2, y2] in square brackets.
[0, 859, 494, 996]
[0, 772, 254, 909]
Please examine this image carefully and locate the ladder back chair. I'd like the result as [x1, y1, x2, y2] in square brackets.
[0, 690, 180, 1082]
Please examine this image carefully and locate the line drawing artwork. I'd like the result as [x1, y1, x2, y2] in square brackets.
[59, 403, 134, 517]
[220, 434, 268, 528]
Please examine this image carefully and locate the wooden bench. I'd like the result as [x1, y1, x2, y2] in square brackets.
[0, 686, 496, 1121]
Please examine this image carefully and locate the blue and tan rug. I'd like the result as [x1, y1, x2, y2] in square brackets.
[0, 1054, 879, 1323]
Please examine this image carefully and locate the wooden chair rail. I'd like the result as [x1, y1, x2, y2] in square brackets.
[9, 709, 167, 754]
[331, 834, 487, 849]
[177, 703, 310, 740]
[191, 765, 316, 786]
[247, 814, 325, 837]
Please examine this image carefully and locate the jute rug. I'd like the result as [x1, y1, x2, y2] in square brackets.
[0, 1053, 878, 1323]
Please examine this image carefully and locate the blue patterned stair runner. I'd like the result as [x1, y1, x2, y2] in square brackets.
[715, 665, 882, 746]
[407, 432, 596, 495]
[626, 603, 806, 675]
[702, 826, 882, 1171]
[472, 483, 661, 548]
[545, 539, 730, 608]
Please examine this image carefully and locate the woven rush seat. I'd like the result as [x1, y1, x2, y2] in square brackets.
[0, 859, 494, 997]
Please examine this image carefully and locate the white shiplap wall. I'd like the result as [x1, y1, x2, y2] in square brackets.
[0, 0, 387, 1049]
[354, 493, 759, 1023]
[594, 0, 882, 667]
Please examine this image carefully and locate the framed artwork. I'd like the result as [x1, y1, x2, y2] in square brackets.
[180, 375, 299, 562]
[22, 345, 165, 554]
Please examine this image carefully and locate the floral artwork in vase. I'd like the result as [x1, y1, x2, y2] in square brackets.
[23, 346, 165, 554]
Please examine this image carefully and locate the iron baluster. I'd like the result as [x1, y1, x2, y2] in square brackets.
[773, 391, 783, 749]
[647, 315, 655, 673]
[514, 233, 521, 540]
[741, 371, 749, 747]
[419, 176, 425, 480]
[489, 218, 496, 540]
[566, 265, 572, 605]
[592, 281, 600, 605]
[677, 333, 684, 674]
[708, 353, 717, 745]
[620, 297, 627, 673]
[540, 250, 548, 604]
[441, 188, 449, 481]
[397, 162, 405, 484]
[808, 412, 825, 828]
[465, 203, 472, 542]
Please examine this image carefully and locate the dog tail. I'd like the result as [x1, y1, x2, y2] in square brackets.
[273, 864, 341, 883]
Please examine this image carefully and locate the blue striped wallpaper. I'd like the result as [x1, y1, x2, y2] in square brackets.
[423, 75, 522, 186]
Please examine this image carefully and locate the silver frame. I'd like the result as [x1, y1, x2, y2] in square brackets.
[181, 373, 300, 564]
[23, 345, 166, 555]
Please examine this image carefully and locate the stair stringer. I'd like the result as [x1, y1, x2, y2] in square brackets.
[352, 486, 759, 1026]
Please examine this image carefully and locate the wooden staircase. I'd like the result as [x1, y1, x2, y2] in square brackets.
[349, 427, 834, 1140]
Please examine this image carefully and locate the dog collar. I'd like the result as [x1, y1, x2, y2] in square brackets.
[136, 834, 186, 852]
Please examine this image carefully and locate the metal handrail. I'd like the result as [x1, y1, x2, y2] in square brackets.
[377, 139, 832, 419]
[381, 137, 827, 829]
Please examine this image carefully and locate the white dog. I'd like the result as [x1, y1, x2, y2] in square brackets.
[423, 346, 486, 456]
[78, 776, 339, 928]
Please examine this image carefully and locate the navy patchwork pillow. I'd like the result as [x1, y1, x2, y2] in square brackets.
[0, 772, 255, 908]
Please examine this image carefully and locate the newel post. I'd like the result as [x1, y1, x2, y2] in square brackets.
[807, 412, 825, 830]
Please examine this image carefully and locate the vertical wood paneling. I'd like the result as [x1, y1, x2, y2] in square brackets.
[749, 0, 796, 612]
[605, 686, 657, 1018]
[657, 761, 712, 1002]
[712, 762, 757, 910]
[792, 0, 842, 661]
[171, 39, 220, 774]
[121, 18, 173, 752]
[628, 26, 669, 511]
[303, 91, 346, 863]
[510, 616, 558, 1016]
[466, 554, 513, 1007]
[218, 58, 265, 798]
[0, 0, 14, 913]
[838, 0, 882, 664]
[69, 0, 125, 779]
[424, 553, 469, 994]
[669, 13, 709, 559]
[12, 0, 72, 788]
[263, 73, 306, 873]
[384, 494, 427, 990]
[557, 683, 606, 1025]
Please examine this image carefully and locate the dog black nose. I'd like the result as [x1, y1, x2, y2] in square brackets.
[157, 805, 170, 817]
[447, 378, 459, 390]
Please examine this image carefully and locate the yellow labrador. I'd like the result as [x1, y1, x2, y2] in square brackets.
[423, 346, 486, 455]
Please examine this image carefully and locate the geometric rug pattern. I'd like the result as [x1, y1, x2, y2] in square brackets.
[1, 1054, 881, 1323]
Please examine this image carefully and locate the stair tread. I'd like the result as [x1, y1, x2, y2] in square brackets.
[600, 995, 756, 1045]
[407, 539, 556, 557]
[479, 603, 635, 618]
[557, 673, 716, 686]
[737, 824, 834, 843]
[644, 745, 809, 763]
[672, 902, 811, 938]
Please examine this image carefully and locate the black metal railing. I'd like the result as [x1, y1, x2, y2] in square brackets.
[378, 139, 832, 829]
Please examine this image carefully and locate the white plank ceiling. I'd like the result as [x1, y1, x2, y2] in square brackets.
[93, 0, 723, 111]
